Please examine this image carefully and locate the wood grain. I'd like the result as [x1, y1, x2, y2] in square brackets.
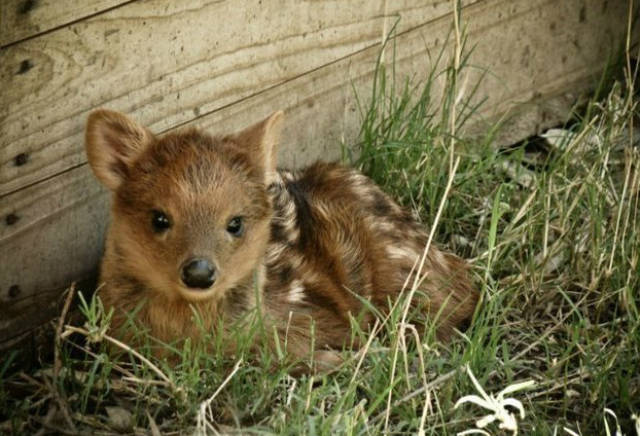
[0, 0, 467, 197]
[0, 0, 131, 47]
[0, 0, 632, 347]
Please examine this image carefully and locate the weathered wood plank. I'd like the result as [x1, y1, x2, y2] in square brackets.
[0, 0, 131, 47]
[0, 0, 467, 197]
[0, 167, 108, 347]
[0, 289, 59, 347]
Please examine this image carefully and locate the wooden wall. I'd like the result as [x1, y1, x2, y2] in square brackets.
[0, 0, 632, 350]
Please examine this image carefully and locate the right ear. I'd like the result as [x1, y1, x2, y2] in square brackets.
[85, 109, 154, 191]
[229, 111, 284, 185]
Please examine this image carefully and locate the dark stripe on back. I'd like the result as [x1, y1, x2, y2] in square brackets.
[284, 179, 315, 246]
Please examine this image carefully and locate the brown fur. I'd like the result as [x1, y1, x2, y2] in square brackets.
[85, 109, 478, 369]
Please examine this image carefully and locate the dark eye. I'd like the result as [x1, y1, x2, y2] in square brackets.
[151, 210, 171, 232]
[226, 216, 244, 237]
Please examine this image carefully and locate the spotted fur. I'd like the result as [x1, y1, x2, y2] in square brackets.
[85, 109, 478, 369]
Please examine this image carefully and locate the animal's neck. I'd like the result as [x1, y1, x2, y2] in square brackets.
[139, 264, 265, 342]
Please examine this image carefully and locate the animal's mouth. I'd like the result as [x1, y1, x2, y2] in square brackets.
[176, 283, 219, 303]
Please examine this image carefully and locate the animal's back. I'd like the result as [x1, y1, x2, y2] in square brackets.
[264, 162, 477, 353]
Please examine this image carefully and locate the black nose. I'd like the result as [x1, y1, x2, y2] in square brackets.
[181, 258, 216, 289]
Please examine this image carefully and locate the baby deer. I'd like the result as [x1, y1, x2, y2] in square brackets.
[85, 110, 478, 369]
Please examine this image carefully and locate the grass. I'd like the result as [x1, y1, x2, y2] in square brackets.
[2, 13, 640, 436]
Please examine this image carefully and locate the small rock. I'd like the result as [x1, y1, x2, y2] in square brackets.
[106, 406, 133, 432]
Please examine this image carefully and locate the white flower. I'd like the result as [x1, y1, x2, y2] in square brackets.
[633, 413, 640, 436]
[604, 408, 623, 436]
[454, 365, 535, 435]
[561, 409, 640, 436]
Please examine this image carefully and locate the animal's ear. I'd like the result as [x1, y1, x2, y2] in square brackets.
[231, 111, 284, 184]
[85, 109, 154, 191]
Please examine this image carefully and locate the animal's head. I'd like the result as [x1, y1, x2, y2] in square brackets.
[85, 109, 284, 303]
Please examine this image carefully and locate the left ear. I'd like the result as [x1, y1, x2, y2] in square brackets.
[230, 111, 284, 184]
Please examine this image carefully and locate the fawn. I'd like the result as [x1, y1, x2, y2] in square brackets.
[85, 109, 478, 369]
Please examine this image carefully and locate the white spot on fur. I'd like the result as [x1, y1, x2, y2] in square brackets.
[269, 173, 300, 243]
[370, 219, 396, 233]
[266, 243, 287, 264]
[386, 245, 420, 263]
[349, 171, 370, 188]
[288, 279, 305, 303]
[431, 248, 445, 265]
[279, 170, 295, 182]
[279, 200, 300, 241]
